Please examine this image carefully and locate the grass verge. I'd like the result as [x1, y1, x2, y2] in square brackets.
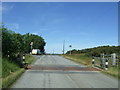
[2, 58, 20, 78]
[2, 54, 36, 88]
[2, 68, 25, 88]
[25, 54, 36, 64]
[101, 66, 119, 79]
[62, 54, 119, 79]
[62, 54, 92, 67]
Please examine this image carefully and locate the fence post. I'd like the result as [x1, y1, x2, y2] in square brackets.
[105, 58, 108, 70]
[111, 53, 116, 66]
[23, 54, 25, 61]
[100, 53, 104, 69]
[92, 56, 95, 67]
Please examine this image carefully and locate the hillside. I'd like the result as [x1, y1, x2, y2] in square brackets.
[66, 46, 120, 57]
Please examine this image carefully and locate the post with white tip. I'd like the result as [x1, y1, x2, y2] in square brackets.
[92, 56, 95, 67]
[105, 58, 108, 70]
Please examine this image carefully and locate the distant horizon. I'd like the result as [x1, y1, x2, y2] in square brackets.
[45, 45, 119, 54]
[2, 26, 118, 54]
[2, 2, 118, 54]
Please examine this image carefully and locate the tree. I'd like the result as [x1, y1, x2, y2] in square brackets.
[1, 24, 46, 58]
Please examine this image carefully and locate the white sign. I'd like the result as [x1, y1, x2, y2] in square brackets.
[30, 42, 33, 46]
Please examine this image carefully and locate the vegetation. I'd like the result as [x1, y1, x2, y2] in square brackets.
[2, 54, 35, 78]
[2, 54, 36, 88]
[101, 66, 119, 78]
[62, 54, 119, 78]
[66, 46, 120, 57]
[64, 46, 120, 78]
[63, 54, 92, 66]
[2, 24, 46, 58]
[1, 23, 45, 76]
[1, 23, 44, 88]
[2, 68, 25, 88]
[2, 58, 20, 78]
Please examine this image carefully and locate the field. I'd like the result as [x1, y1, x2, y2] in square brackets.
[62, 54, 119, 79]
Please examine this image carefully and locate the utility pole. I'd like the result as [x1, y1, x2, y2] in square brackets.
[53, 49, 54, 55]
[63, 40, 65, 54]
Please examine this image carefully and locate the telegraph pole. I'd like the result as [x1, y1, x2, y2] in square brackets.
[53, 49, 54, 55]
[63, 40, 65, 54]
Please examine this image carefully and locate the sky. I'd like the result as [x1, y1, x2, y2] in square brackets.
[2, 2, 118, 54]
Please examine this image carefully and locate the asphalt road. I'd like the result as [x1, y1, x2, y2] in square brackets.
[11, 55, 118, 88]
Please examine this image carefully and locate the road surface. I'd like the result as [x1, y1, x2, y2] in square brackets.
[11, 55, 118, 88]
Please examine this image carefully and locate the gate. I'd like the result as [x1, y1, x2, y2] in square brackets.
[93, 53, 118, 70]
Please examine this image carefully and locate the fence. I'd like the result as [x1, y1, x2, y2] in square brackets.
[92, 53, 119, 70]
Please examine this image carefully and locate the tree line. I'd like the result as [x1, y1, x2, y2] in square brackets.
[66, 46, 120, 57]
[1, 24, 46, 59]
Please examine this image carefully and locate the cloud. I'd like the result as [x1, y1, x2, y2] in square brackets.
[1, 3, 14, 12]
[32, 33, 38, 35]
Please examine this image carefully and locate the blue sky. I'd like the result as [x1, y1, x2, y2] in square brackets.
[2, 2, 118, 54]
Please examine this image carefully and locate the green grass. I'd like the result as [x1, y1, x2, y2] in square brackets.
[2, 54, 36, 88]
[2, 58, 20, 78]
[25, 54, 36, 64]
[2, 68, 25, 88]
[62, 54, 92, 67]
[62, 54, 119, 79]
[2, 54, 35, 78]
[101, 66, 119, 78]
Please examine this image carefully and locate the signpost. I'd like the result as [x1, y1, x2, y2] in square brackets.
[30, 42, 33, 54]
[69, 45, 72, 55]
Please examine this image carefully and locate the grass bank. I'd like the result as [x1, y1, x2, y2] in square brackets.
[62, 54, 92, 67]
[2, 68, 25, 88]
[101, 66, 119, 78]
[62, 54, 119, 79]
[2, 54, 36, 88]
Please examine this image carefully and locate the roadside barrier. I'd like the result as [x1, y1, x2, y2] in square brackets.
[105, 59, 108, 70]
[92, 57, 95, 67]
[93, 53, 118, 70]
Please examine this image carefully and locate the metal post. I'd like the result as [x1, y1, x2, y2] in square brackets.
[100, 53, 104, 69]
[105, 58, 108, 70]
[92, 56, 95, 67]
[102, 53, 104, 68]
[23, 54, 25, 61]
[69, 45, 72, 55]
[30, 42, 33, 54]
[30, 45, 32, 54]
[111, 53, 116, 66]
